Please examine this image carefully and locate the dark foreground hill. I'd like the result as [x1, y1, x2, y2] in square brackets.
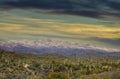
[0, 49, 120, 79]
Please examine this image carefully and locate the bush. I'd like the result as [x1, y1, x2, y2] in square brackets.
[46, 72, 68, 79]
[111, 72, 120, 79]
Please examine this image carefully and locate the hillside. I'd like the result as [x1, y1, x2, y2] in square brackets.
[0, 49, 120, 79]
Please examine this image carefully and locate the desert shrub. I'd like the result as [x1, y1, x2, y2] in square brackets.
[111, 72, 120, 79]
[90, 75, 99, 79]
[46, 72, 68, 79]
[0, 49, 120, 79]
[102, 74, 110, 79]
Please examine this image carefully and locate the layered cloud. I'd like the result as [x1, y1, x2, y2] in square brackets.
[0, 17, 120, 39]
[0, 0, 120, 18]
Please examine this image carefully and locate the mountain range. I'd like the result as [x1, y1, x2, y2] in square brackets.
[0, 39, 119, 57]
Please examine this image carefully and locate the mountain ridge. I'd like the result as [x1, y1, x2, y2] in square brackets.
[0, 39, 119, 56]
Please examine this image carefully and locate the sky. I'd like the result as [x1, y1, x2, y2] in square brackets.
[0, 0, 120, 49]
[0, 0, 120, 18]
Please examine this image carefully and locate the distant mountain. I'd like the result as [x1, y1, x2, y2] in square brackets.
[0, 39, 119, 56]
[0, 0, 120, 18]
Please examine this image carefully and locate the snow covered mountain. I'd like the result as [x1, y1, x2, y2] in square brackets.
[0, 39, 119, 56]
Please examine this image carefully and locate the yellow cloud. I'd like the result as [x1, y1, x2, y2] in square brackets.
[0, 18, 120, 39]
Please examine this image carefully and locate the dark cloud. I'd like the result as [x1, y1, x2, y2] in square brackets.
[108, 1, 120, 10]
[0, 0, 120, 18]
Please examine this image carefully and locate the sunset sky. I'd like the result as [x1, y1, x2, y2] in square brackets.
[0, 0, 120, 49]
